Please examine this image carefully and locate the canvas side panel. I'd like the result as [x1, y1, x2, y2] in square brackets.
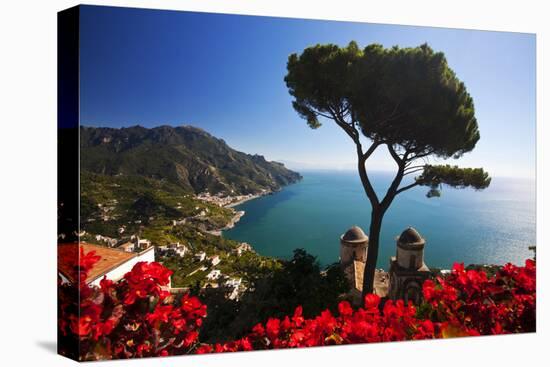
[57, 5, 80, 361]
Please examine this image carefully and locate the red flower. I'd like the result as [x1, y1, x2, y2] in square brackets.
[251, 323, 265, 337]
[146, 304, 173, 326]
[122, 261, 174, 305]
[452, 262, 465, 273]
[317, 310, 336, 333]
[240, 337, 253, 351]
[292, 306, 304, 327]
[364, 293, 381, 310]
[289, 330, 306, 347]
[70, 315, 93, 336]
[422, 279, 436, 301]
[79, 246, 101, 274]
[266, 318, 281, 340]
[99, 276, 114, 293]
[183, 331, 199, 347]
[136, 343, 151, 355]
[338, 301, 353, 317]
[171, 318, 187, 334]
[181, 294, 207, 318]
[195, 344, 213, 354]
[414, 320, 435, 339]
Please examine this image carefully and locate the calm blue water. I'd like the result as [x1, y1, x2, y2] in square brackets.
[224, 171, 536, 269]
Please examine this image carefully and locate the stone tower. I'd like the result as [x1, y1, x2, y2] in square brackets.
[388, 227, 431, 304]
[340, 226, 368, 295]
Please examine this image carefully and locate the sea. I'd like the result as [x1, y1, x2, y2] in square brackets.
[223, 170, 536, 270]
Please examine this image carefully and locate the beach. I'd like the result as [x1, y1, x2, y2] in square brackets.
[225, 192, 268, 208]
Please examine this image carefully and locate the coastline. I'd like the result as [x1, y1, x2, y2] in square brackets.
[222, 210, 245, 233]
[225, 192, 267, 208]
[207, 209, 247, 237]
[211, 180, 301, 243]
[201, 188, 278, 237]
[219, 181, 300, 239]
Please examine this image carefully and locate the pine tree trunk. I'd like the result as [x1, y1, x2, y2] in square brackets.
[362, 207, 384, 296]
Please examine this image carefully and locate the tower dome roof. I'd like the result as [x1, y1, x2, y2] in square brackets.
[341, 226, 368, 244]
[397, 227, 425, 246]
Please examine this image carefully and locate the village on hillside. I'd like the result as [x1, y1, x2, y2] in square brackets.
[59, 189, 269, 302]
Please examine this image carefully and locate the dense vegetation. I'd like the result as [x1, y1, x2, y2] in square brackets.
[80, 171, 235, 238]
[197, 249, 350, 343]
[158, 228, 281, 288]
[80, 125, 301, 195]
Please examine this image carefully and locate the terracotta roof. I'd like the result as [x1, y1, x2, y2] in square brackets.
[341, 226, 368, 244]
[58, 242, 137, 284]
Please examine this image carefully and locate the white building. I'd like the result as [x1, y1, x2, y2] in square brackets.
[158, 243, 188, 257]
[172, 243, 188, 257]
[233, 242, 252, 256]
[225, 277, 242, 288]
[58, 242, 155, 287]
[118, 241, 135, 253]
[194, 251, 206, 262]
[137, 238, 151, 250]
[172, 219, 187, 226]
[206, 269, 221, 280]
[209, 255, 221, 266]
[95, 234, 118, 247]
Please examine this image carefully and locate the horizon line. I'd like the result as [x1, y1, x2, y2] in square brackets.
[79, 123, 535, 181]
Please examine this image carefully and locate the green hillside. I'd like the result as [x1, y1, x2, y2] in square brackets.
[78, 125, 304, 292]
[80, 171, 234, 238]
[80, 125, 301, 195]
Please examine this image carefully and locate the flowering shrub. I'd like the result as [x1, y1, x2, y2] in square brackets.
[58, 247, 535, 360]
[195, 259, 536, 354]
[421, 260, 536, 336]
[58, 247, 206, 360]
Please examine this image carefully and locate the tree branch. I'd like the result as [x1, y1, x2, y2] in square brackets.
[408, 148, 436, 161]
[315, 111, 334, 119]
[357, 141, 381, 207]
[400, 148, 412, 161]
[328, 106, 359, 143]
[395, 181, 421, 195]
[404, 164, 426, 172]
[403, 164, 427, 177]
[379, 144, 406, 210]
[387, 144, 403, 166]
[403, 168, 425, 176]
[327, 105, 387, 209]
[340, 104, 351, 118]
[363, 140, 380, 160]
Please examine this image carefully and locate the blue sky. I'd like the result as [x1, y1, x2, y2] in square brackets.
[80, 5, 536, 178]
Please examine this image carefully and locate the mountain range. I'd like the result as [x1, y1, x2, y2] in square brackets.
[80, 125, 302, 195]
